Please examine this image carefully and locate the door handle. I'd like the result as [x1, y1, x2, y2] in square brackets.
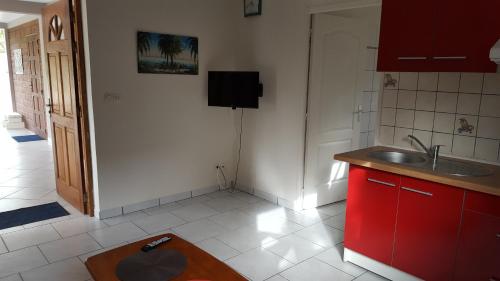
[46, 98, 53, 114]
[401, 187, 433, 197]
[368, 178, 396, 187]
[397, 57, 427, 60]
[432, 56, 467, 60]
[354, 105, 363, 122]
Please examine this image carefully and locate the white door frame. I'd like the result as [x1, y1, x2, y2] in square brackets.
[299, 0, 382, 210]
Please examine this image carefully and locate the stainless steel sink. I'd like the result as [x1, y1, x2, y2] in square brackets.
[369, 151, 427, 165]
[368, 150, 494, 177]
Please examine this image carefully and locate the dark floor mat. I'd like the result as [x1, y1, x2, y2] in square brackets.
[0, 202, 69, 230]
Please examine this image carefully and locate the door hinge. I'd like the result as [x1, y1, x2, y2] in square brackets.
[83, 192, 88, 204]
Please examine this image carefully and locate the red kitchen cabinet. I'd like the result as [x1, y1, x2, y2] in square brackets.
[378, 0, 499, 72]
[344, 165, 400, 265]
[392, 177, 464, 281]
[454, 192, 500, 281]
[377, 0, 435, 72]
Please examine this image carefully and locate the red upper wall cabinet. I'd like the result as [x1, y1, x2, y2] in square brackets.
[377, 0, 499, 72]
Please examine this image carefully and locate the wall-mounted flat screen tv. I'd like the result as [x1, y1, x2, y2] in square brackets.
[208, 71, 261, 109]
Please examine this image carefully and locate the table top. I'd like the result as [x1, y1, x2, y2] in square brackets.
[85, 233, 247, 281]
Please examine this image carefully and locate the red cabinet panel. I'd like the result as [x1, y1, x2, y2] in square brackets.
[344, 165, 400, 265]
[454, 210, 500, 281]
[377, 0, 435, 72]
[392, 177, 464, 281]
[465, 191, 500, 218]
[378, 0, 499, 72]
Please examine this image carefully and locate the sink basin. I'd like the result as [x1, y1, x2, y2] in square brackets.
[368, 150, 493, 177]
[369, 151, 427, 165]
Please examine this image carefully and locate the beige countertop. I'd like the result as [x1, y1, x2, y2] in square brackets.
[334, 146, 500, 197]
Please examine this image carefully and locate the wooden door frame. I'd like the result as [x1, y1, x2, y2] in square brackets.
[67, 0, 94, 216]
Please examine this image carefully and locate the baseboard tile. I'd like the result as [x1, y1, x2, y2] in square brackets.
[99, 207, 123, 219]
[192, 185, 220, 197]
[123, 199, 159, 214]
[253, 188, 278, 205]
[159, 191, 191, 205]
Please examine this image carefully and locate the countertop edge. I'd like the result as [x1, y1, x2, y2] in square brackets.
[335, 153, 500, 197]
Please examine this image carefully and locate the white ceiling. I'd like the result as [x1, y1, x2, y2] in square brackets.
[0, 11, 26, 23]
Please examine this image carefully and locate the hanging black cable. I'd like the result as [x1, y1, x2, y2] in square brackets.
[232, 108, 244, 192]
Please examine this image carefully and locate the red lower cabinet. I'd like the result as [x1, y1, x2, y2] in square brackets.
[454, 193, 500, 281]
[344, 166, 399, 265]
[392, 177, 464, 281]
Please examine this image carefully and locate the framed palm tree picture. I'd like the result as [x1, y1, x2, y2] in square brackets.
[137, 31, 199, 75]
[244, 0, 261, 17]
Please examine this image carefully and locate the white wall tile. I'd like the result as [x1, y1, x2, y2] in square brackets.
[452, 136, 475, 158]
[474, 138, 500, 162]
[438, 73, 460, 92]
[369, 112, 377, 131]
[418, 72, 438, 91]
[394, 127, 413, 148]
[415, 91, 436, 111]
[370, 92, 379, 111]
[359, 133, 369, 148]
[380, 108, 396, 126]
[395, 109, 415, 128]
[483, 73, 500, 95]
[455, 115, 478, 136]
[414, 111, 434, 131]
[360, 112, 370, 132]
[431, 133, 453, 154]
[383, 72, 399, 90]
[435, 92, 458, 113]
[379, 126, 395, 145]
[457, 94, 481, 115]
[382, 90, 397, 108]
[411, 130, 432, 152]
[363, 70, 375, 91]
[477, 117, 500, 139]
[399, 72, 418, 90]
[433, 113, 455, 134]
[479, 95, 500, 117]
[459, 73, 483, 94]
[368, 131, 375, 146]
[397, 90, 417, 109]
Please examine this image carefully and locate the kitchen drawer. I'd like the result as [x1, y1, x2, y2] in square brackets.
[465, 191, 500, 218]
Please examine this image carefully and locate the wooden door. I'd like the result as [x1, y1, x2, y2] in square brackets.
[303, 14, 370, 208]
[43, 0, 85, 212]
[26, 34, 47, 138]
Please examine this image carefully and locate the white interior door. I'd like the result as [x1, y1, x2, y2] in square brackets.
[303, 13, 371, 209]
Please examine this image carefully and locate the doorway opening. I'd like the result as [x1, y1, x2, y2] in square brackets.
[302, 5, 382, 209]
[0, 27, 13, 120]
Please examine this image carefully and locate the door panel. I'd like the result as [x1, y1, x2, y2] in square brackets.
[304, 13, 373, 208]
[43, 0, 85, 213]
[26, 34, 47, 138]
[393, 177, 464, 281]
[344, 165, 400, 265]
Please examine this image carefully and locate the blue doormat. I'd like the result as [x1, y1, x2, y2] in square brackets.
[12, 135, 44, 142]
[0, 202, 70, 230]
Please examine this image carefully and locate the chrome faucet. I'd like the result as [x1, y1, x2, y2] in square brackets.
[408, 135, 443, 169]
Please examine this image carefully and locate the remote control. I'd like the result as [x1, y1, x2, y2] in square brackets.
[141, 236, 172, 252]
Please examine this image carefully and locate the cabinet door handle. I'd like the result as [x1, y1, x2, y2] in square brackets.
[398, 56, 427, 60]
[432, 56, 467, 60]
[367, 178, 396, 187]
[496, 233, 500, 239]
[401, 187, 433, 197]
[489, 277, 499, 281]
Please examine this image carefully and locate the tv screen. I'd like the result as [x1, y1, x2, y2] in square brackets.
[208, 71, 260, 109]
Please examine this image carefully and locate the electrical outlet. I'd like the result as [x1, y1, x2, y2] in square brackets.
[216, 163, 225, 169]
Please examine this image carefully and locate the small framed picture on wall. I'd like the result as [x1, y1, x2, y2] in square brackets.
[244, 0, 261, 17]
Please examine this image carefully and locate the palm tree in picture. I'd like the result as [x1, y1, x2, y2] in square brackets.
[137, 32, 150, 56]
[187, 38, 198, 64]
[158, 34, 182, 68]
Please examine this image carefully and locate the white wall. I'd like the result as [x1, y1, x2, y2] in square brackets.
[234, 0, 311, 207]
[83, 0, 240, 212]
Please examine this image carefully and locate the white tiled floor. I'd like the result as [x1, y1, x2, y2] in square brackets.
[0, 127, 388, 281]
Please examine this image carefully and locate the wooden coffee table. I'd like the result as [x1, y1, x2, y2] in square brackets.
[85, 233, 247, 281]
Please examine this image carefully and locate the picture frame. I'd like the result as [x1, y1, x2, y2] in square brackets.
[244, 0, 262, 17]
[137, 31, 199, 75]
